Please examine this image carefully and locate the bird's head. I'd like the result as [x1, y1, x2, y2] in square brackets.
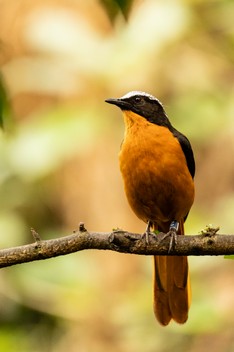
[105, 91, 171, 127]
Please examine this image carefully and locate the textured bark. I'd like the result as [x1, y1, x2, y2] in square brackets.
[0, 224, 233, 268]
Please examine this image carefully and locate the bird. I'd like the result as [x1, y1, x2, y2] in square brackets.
[105, 91, 195, 326]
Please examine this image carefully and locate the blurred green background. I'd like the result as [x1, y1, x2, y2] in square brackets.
[0, 0, 234, 351]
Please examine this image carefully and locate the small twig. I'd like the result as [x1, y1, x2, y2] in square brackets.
[79, 222, 87, 232]
[200, 225, 220, 237]
[31, 228, 42, 243]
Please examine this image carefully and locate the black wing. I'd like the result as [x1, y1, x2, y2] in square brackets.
[172, 128, 195, 179]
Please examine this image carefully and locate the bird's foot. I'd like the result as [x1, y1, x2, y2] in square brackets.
[161, 221, 179, 253]
[141, 220, 153, 245]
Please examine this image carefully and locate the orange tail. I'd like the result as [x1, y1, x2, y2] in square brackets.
[153, 220, 190, 326]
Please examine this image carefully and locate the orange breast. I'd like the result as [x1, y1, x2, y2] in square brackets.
[119, 111, 194, 225]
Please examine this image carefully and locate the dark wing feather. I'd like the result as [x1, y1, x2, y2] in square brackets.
[172, 128, 195, 179]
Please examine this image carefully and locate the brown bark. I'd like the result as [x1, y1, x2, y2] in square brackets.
[0, 224, 233, 269]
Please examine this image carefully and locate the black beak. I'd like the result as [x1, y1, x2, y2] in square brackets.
[105, 98, 130, 110]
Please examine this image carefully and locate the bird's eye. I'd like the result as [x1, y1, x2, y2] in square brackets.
[134, 96, 142, 103]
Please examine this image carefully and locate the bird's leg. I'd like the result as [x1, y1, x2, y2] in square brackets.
[142, 220, 153, 245]
[169, 220, 179, 232]
[161, 220, 179, 253]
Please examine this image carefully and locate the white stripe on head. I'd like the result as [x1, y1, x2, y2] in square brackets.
[120, 91, 161, 104]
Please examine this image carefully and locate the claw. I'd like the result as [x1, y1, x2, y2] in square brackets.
[161, 220, 179, 253]
[142, 220, 153, 245]
[168, 229, 178, 253]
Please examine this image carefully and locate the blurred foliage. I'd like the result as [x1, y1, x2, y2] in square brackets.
[0, 74, 11, 130]
[100, 0, 134, 21]
[0, 0, 234, 351]
[0, 76, 5, 128]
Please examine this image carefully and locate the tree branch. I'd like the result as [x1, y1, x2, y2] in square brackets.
[0, 224, 233, 268]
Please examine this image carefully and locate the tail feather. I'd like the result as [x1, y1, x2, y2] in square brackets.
[153, 255, 172, 325]
[153, 220, 190, 325]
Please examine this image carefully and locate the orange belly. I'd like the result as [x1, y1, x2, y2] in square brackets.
[119, 113, 194, 225]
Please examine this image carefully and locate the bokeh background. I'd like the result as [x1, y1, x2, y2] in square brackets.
[0, 0, 234, 351]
